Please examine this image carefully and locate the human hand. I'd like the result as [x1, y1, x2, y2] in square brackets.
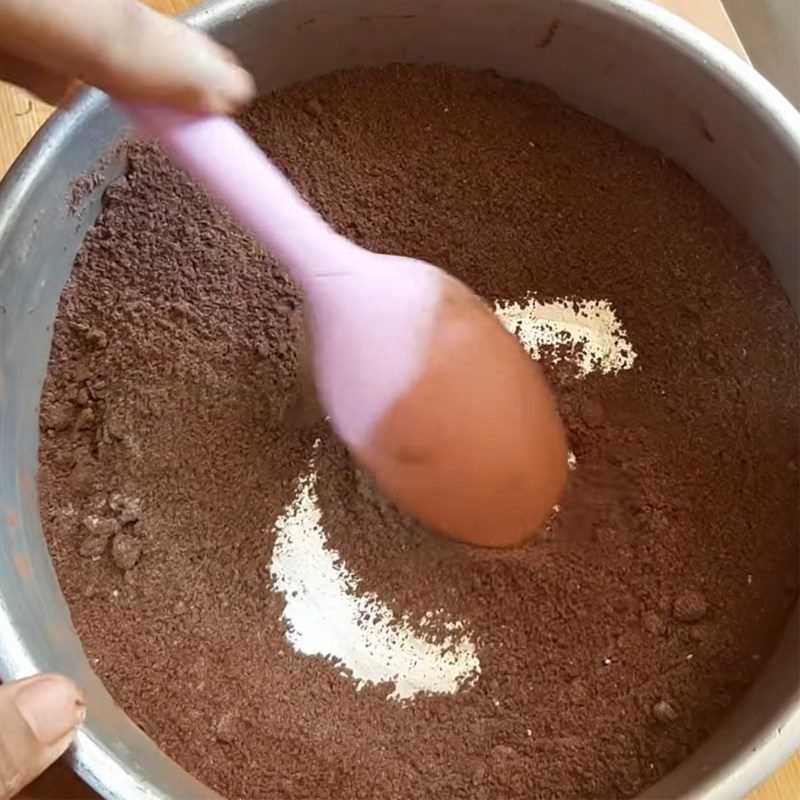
[0, 674, 85, 800]
[0, 0, 255, 112]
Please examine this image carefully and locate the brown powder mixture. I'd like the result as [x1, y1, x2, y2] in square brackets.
[39, 66, 799, 799]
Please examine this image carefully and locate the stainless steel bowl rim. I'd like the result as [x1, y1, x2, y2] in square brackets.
[0, 1, 797, 799]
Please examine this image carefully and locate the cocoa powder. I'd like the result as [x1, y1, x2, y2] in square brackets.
[40, 66, 798, 799]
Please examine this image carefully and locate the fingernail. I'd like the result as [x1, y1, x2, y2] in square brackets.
[15, 676, 86, 746]
[212, 63, 257, 111]
[217, 46, 240, 65]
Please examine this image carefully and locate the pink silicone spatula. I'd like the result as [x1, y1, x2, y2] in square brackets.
[124, 102, 568, 547]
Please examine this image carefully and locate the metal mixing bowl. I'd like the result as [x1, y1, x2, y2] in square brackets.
[0, 0, 798, 797]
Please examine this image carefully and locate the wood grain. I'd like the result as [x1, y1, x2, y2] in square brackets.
[1, 0, 796, 798]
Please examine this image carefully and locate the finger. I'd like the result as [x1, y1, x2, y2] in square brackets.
[0, 52, 73, 106]
[0, 674, 85, 800]
[0, 0, 255, 114]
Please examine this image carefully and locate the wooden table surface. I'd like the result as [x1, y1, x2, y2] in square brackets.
[1, 0, 798, 797]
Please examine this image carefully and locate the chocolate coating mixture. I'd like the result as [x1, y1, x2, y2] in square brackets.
[40, 66, 799, 799]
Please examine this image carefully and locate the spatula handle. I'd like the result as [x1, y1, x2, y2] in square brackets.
[121, 101, 339, 285]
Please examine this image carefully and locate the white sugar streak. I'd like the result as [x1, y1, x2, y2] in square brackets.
[495, 298, 636, 376]
[269, 296, 636, 701]
[269, 463, 480, 701]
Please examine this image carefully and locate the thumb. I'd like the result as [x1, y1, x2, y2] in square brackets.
[0, 0, 255, 114]
[0, 675, 85, 800]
